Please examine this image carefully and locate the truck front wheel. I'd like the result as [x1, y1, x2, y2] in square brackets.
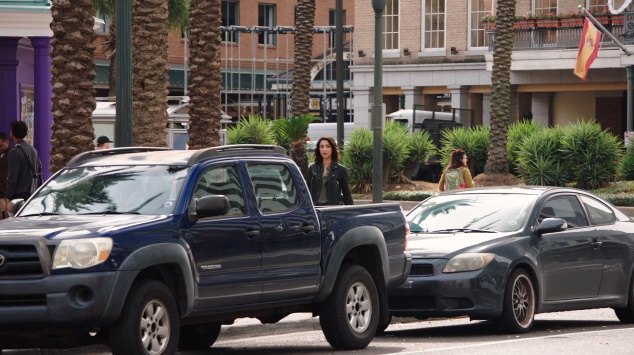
[319, 264, 379, 350]
[108, 280, 179, 355]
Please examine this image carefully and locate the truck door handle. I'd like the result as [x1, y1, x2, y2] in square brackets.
[301, 223, 315, 233]
[244, 229, 260, 238]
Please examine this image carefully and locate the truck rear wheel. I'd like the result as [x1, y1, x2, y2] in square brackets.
[178, 322, 221, 350]
[108, 280, 179, 355]
[319, 264, 379, 350]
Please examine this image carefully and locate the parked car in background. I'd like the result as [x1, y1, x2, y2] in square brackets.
[387, 186, 634, 333]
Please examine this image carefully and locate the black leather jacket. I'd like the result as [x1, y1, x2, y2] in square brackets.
[308, 162, 353, 206]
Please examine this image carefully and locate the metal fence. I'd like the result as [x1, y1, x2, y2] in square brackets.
[487, 24, 624, 50]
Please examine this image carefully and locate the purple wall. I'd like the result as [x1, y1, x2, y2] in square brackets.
[0, 37, 52, 179]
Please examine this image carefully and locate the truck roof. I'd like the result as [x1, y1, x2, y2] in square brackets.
[66, 145, 287, 168]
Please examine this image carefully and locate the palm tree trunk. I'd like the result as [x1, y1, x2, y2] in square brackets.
[50, 0, 96, 173]
[105, 17, 116, 97]
[187, 0, 223, 149]
[132, 0, 169, 147]
[484, 0, 516, 174]
[291, 0, 315, 117]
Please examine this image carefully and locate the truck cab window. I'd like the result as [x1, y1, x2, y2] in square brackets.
[247, 163, 299, 214]
[194, 165, 246, 216]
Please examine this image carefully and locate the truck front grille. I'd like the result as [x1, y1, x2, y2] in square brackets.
[0, 245, 43, 277]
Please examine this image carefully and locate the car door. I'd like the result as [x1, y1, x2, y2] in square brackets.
[188, 163, 262, 308]
[538, 194, 603, 301]
[246, 162, 321, 302]
[579, 194, 630, 297]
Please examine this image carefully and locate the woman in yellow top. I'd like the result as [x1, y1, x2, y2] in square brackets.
[438, 148, 475, 192]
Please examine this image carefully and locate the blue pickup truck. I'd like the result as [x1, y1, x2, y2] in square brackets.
[0, 145, 410, 354]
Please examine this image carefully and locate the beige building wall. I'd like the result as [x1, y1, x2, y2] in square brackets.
[553, 92, 596, 125]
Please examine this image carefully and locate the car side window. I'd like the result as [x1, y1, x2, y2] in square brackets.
[580, 195, 615, 225]
[539, 195, 588, 228]
[193, 165, 246, 217]
[247, 163, 299, 214]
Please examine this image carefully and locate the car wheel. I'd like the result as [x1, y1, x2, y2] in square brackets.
[498, 269, 535, 333]
[178, 322, 221, 350]
[319, 264, 379, 350]
[614, 275, 634, 323]
[108, 280, 179, 355]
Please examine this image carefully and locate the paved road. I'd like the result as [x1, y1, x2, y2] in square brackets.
[4, 308, 634, 354]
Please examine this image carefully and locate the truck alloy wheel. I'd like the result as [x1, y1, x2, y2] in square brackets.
[109, 280, 179, 355]
[319, 264, 379, 350]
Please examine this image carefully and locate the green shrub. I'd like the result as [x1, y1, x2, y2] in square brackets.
[408, 130, 436, 163]
[226, 115, 276, 145]
[383, 190, 436, 201]
[594, 193, 634, 207]
[507, 120, 542, 175]
[342, 128, 374, 193]
[516, 127, 571, 186]
[383, 121, 411, 183]
[439, 126, 490, 175]
[618, 148, 634, 181]
[560, 121, 622, 189]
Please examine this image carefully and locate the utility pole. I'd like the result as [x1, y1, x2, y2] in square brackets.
[335, 0, 344, 149]
[371, 0, 385, 203]
[115, 0, 133, 147]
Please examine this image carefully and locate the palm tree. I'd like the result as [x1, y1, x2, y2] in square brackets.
[272, 115, 316, 179]
[481, 0, 519, 186]
[187, 0, 223, 149]
[49, 0, 97, 173]
[291, 0, 316, 116]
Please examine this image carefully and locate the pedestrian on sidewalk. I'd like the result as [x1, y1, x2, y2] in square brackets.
[0, 132, 9, 219]
[438, 148, 474, 192]
[6, 121, 42, 201]
[308, 136, 353, 206]
[96, 136, 113, 150]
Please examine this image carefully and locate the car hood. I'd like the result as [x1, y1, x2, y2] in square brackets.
[0, 214, 170, 241]
[407, 232, 514, 258]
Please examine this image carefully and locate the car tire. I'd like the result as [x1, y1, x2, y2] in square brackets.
[177, 322, 221, 350]
[108, 280, 179, 355]
[319, 264, 379, 350]
[498, 269, 536, 333]
[614, 275, 634, 323]
[375, 314, 392, 335]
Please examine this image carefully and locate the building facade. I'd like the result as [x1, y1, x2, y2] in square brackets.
[352, 0, 634, 138]
[0, 0, 52, 178]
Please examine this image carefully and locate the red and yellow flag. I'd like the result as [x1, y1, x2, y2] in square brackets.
[574, 19, 602, 80]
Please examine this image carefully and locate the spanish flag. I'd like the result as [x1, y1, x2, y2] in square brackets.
[574, 19, 602, 80]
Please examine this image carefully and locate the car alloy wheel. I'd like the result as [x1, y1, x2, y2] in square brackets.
[511, 273, 535, 328]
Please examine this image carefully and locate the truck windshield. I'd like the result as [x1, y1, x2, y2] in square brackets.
[20, 165, 189, 216]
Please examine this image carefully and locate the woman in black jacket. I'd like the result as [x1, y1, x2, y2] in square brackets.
[308, 136, 353, 206]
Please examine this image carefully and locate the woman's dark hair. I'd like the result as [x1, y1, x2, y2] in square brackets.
[448, 148, 467, 169]
[313, 136, 339, 164]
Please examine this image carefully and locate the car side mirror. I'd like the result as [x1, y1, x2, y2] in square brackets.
[195, 195, 230, 220]
[536, 217, 567, 235]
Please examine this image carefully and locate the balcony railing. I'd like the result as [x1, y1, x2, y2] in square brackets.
[486, 24, 624, 51]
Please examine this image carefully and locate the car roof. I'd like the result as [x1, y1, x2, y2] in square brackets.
[66, 145, 287, 168]
[438, 186, 554, 196]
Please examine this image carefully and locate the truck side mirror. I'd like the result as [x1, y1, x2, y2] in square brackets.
[195, 195, 230, 220]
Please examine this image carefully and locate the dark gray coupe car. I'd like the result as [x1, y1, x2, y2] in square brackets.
[388, 186, 634, 333]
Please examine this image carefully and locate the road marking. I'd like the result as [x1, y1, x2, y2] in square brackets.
[383, 327, 633, 354]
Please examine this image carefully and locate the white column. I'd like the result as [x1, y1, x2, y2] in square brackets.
[531, 93, 552, 127]
[448, 86, 469, 125]
[482, 94, 491, 126]
[352, 87, 372, 130]
[402, 86, 424, 110]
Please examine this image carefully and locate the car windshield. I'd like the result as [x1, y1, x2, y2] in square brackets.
[407, 193, 537, 233]
[20, 165, 189, 216]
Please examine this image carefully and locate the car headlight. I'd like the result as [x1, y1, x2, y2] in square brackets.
[443, 253, 495, 273]
[52, 238, 113, 269]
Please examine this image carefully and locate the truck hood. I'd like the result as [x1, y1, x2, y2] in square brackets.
[407, 232, 513, 258]
[0, 215, 169, 240]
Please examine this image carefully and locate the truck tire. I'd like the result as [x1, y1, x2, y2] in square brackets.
[319, 264, 379, 350]
[178, 322, 221, 350]
[108, 280, 179, 355]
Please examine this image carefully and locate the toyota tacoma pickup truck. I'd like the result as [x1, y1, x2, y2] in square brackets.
[0, 145, 410, 354]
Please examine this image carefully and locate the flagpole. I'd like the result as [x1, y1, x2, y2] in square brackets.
[579, 5, 631, 56]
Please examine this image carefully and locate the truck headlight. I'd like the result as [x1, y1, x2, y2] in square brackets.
[443, 253, 495, 273]
[52, 238, 113, 269]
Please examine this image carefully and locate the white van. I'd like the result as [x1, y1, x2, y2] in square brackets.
[386, 109, 459, 131]
[307, 122, 355, 142]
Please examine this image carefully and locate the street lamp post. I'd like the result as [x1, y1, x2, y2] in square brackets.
[115, 0, 133, 147]
[371, 0, 385, 203]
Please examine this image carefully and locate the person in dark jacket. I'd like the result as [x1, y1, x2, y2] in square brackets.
[0, 132, 9, 219]
[308, 136, 353, 206]
[6, 121, 41, 201]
